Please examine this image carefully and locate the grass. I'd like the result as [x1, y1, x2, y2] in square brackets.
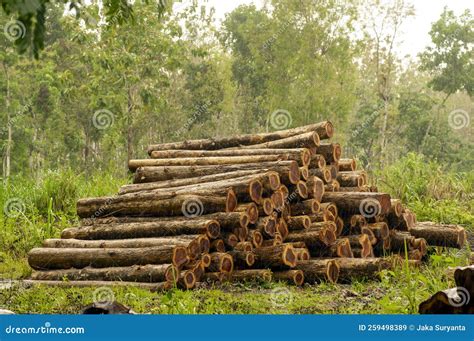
[0, 153, 473, 314]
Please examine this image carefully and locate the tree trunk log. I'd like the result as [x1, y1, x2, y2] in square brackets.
[146, 121, 333, 152]
[322, 192, 391, 216]
[208, 252, 234, 273]
[253, 244, 297, 268]
[295, 259, 339, 283]
[273, 270, 304, 286]
[410, 222, 466, 249]
[28, 246, 189, 270]
[63, 219, 221, 240]
[229, 269, 272, 282]
[306, 176, 325, 202]
[338, 158, 356, 171]
[228, 251, 255, 268]
[236, 132, 320, 150]
[23, 280, 172, 292]
[30, 264, 178, 283]
[315, 143, 341, 163]
[335, 258, 392, 283]
[419, 288, 469, 314]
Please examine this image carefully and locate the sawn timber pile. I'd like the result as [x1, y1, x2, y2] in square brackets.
[27, 121, 467, 291]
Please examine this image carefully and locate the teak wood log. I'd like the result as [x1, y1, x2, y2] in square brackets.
[229, 269, 272, 282]
[236, 132, 320, 150]
[310, 154, 326, 169]
[410, 222, 466, 249]
[338, 158, 356, 172]
[129, 155, 289, 171]
[336, 172, 364, 187]
[210, 239, 226, 253]
[62, 219, 221, 240]
[287, 215, 311, 231]
[335, 258, 392, 283]
[309, 167, 332, 184]
[150, 148, 311, 166]
[253, 244, 297, 268]
[286, 228, 336, 253]
[454, 266, 474, 297]
[228, 251, 255, 268]
[146, 121, 333, 152]
[235, 203, 260, 224]
[289, 200, 320, 215]
[389, 231, 415, 252]
[306, 176, 325, 202]
[295, 259, 339, 283]
[322, 192, 391, 216]
[120, 169, 263, 195]
[76, 194, 235, 219]
[347, 234, 374, 258]
[28, 246, 189, 270]
[208, 252, 234, 273]
[314, 143, 341, 163]
[273, 270, 304, 286]
[24, 280, 172, 292]
[133, 161, 299, 184]
[30, 264, 179, 283]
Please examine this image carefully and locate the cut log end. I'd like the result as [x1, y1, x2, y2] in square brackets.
[327, 260, 340, 283]
[173, 247, 189, 268]
[283, 245, 297, 268]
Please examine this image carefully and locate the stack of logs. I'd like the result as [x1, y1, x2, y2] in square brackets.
[27, 121, 468, 291]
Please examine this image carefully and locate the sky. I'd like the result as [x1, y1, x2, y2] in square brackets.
[201, 0, 473, 59]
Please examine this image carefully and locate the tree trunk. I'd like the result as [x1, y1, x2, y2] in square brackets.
[146, 121, 333, 152]
[28, 245, 189, 270]
[334, 258, 392, 283]
[63, 219, 221, 240]
[338, 158, 356, 171]
[306, 176, 325, 202]
[23, 280, 172, 292]
[133, 161, 299, 185]
[273, 270, 304, 286]
[289, 199, 320, 215]
[253, 244, 297, 268]
[315, 143, 341, 163]
[208, 252, 234, 273]
[287, 215, 311, 231]
[237, 132, 320, 150]
[228, 250, 255, 268]
[129, 155, 288, 171]
[76, 194, 234, 218]
[294, 259, 339, 283]
[229, 269, 273, 282]
[409, 222, 466, 249]
[30, 264, 178, 283]
[322, 192, 391, 215]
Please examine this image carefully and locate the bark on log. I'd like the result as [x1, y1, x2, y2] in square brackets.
[237, 132, 320, 150]
[76, 194, 235, 219]
[228, 251, 255, 268]
[249, 230, 263, 248]
[28, 246, 189, 270]
[295, 259, 339, 283]
[338, 158, 356, 172]
[149, 148, 311, 166]
[346, 234, 374, 258]
[229, 270, 272, 282]
[310, 154, 327, 169]
[210, 239, 226, 253]
[289, 200, 320, 215]
[287, 215, 311, 231]
[324, 180, 340, 192]
[234, 242, 254, 252]
[235, 203, 259, 224]
[62, 219, 221, 240]
[336, 172, 364, 187]
[320, 202, 338, 218]
[133, 161, 299, 184]
[315, 143, 341, 163]
[129, 155, 288, 171]
[30, 264, 179, 283]
[208, 252, 234, 273]
[23, 280, 172, 292]
[335, 258, 392, 283]
[389, 231, 415, 252]
[286, 228, 336, 253]
[273, 270, 304, 286]
[146, 121, 333, 152]
[309, 167, 332, 183]
[410, 222, 466, 249]
[306, 176, 325, 202]
[253, 244, 297, 268]
[322, 192, 391, 216]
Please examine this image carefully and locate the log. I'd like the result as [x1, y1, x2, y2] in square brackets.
[322, 192, 391, 216]
[249, 230, 264, 248]
[336, 172, 364, 187]
[253, 244, 297, 268]
[295, 259, 339, 283]
[28, 246, 189, 270]
[133, 161, 299, 184]
[289, 200, 320, 215]
[129, 155, 288, 171]
[228, 251, 255, 268]
[229, 270, 272, 282]
[252, 216, 277, 238]
[324, 180, 340, 192]
[146, 121, 333, 152]
[76, 194, 235, 218]
[30, 264, 179, 283]
[336, 186, 370, 192]
[286, 228, 336, 253]
[234, 242, 253, 252]
[389, 231, 415, 252]
[306, 176, 325, 202]
[208, 252, 234, 273]
[310, 154, 326, 169]
[23, 280, 172, 292]
[287, 215, 311, 231]
[311, 238, 353, 258]
[62, 219, 221, 240]
[287, 181, 308, 199]
[210, 239, 226, 253]
[221, 233, 239, 249]
[294, 247, 310, 261]
[338, 158, 356, 171]
[410, 222, 466, 249]
[277, 218, 289, 240]
[315, 143, 341, 163]
[346, 234, 374, 258]
[238, 132, 320, 150]
[309, 167, 332, 183]
[120, 169, 264, 195]
[205, 212, 249, 231]
[235, 203, 259, 224]
[178, 270, 197, 289]
[149, 148, 311, 166]
[273, 270, 305, 286]
[299, 166, 309, 180]
[335, 258, 392, 283]
[419, 288, 469, 314]
[367, 222, 389, 240]
[320, 202, 338, 218]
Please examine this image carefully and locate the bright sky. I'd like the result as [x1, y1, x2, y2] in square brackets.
[202, 0, 473, 59]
